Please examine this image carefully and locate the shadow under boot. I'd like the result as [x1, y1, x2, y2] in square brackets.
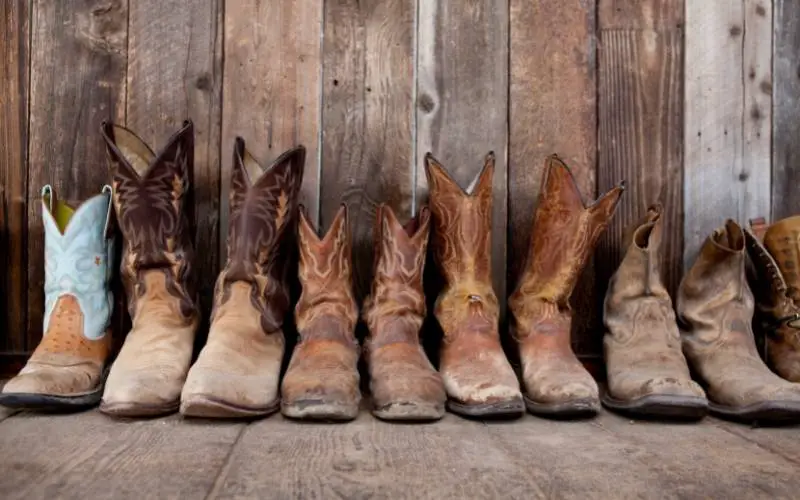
[509, 154, 624, 418]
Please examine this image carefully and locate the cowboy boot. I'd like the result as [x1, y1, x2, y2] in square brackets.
[362, 204, 446, 421]
[602, 205, 707, 419]
[424, 152, 524, 418]
[281, 205, 360, 421]
[99, 121, 201, 417]
[509, 154, 624, 418]
[180, 140, 305, 418]
[677, 220, 800, 423]
[745, 217, 800, 382]
[0, 185, 114, 410]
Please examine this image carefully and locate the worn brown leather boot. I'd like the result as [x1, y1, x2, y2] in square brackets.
[281, 205, 360, 421]
[363, 204, 446, 421]
[180, 139, 305, 418]
[678, 220, 800, 423]
[602, 205, 707, 419]
[509, 154, 624, 418]
[99, 121, 201, 417]
[746, 217, 800, 382]
[424, 152, 524, 418]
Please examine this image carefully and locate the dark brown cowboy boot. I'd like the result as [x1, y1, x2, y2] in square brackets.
[746, 217, 800, 382]
[363, 204, 446, 421]
[677, 220, 800, 423]
[509, 154, 624, 418]
[602, 205, 707, 419]
[424, 152, 524, 418]
[180, 139, 305, 418]
[281, 205, 360, 421]
[99, 121, 201, 417]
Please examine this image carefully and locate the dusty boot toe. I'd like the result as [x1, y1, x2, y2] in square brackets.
[371, 362, 446, 421]
[281, 374, 360, 421]
[0, 362, 103, 411]
[524, 370, 600, 418]
[180, 367, 280, 419]
[101, 367, 183, 417]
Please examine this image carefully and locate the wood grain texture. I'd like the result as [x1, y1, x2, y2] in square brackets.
[417, 0, 509, 314]
[126, 0, 223, 327]
[26, 0, 128, 347]
[0, 411, 244, 499]
[772, 0, 800, 220]
[597, 0, 684, 297]
[0, 0, 29, 352]
[599, 0, 684, 30]
[221, 0, 323, 262]
[320, 0, 416, 301]
[508, 0, 597, 355]
[684, 0, 771, 268]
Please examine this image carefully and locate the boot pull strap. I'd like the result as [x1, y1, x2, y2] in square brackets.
[41, 184, 55, 213]
[749, 217, 768, 242]
[101, 184, 114, 239]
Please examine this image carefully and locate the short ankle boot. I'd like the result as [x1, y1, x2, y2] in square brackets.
[181, 140, 305, 418]
[678, 220, 800, 423]
[424, 152, 524, 418]
[363, 204, 446, 421]
[99, 121, 201, 417]
[509, 155, 624, 418]
[602, 205, 707, 419]
[281, 205, 360, 421]
[0, 185, 114, 410]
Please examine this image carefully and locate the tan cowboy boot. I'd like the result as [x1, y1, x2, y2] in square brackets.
[0, 185, 114, 410]
[281, 205, 360, 421]
[363, 204, 446, 421]
[424, 152, 524, 418]
[180, 140, 305, 418]
[678, 220, 800, 423]
[602, 205, 707, 419]
[509, 154, 624, 418]
[99, 121, 201, 417]
[745, 217, 800, 382]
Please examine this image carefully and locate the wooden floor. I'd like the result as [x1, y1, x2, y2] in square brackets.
[1, 402, 799, 500]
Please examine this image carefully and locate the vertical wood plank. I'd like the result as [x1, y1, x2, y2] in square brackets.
[684, 0, 771, 268]
[0, 0, 30, 352]
[597, 0, 685, 297]
[221, 0, 323, 259]
[126, 0, 223, 325]
[417, 0, 509, 313]
[320, 0, 416, 300]
[508, 0, 597, 356]
[772, 0, 799, 220]
[27, 0, 128, 347]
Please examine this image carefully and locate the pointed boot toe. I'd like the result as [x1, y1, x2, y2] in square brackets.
[602, 376, 708, 420]
[0, 361, 106, 411]
[180, 364, 282, 419]
[523, 378, 600, 418]
[101, 362, 186, 417]
[369, 347, 446, 421]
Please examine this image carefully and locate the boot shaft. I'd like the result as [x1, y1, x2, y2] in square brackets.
[101, 120, 198, 320]
[295, 205, 358, 340]
[762, 216, 800, 304]
[41, 185, 115, 340]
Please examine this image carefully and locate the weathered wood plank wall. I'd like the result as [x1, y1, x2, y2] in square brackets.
[1, 0, 798, 375]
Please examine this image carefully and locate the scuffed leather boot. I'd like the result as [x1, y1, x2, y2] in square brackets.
[181, 139, 305, 418]
[99, 121, 201, 417]
[509, 154, 624, 418]
[363, 204, 446, 421]
[424, 152, 524, 418]
[678, 220, 800, 423]
[0, 185, 114, 410]
[602, 205, 707, 419]
[746, 217, 800, 382]
[281, 205, 360, 421]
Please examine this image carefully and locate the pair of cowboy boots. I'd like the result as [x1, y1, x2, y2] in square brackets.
[424, 153, 625, 419]
[603, 209, 800, 423]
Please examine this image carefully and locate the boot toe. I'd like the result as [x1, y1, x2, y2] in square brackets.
[640, 376, 706, 399]
[281, 369, 361, 421]
[3, 363, 100, 397]
[101, 367, 183, 417]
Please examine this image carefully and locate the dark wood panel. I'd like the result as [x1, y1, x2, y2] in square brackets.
[508, 0, 597, 355]
[320, 0, 416, 300]
[0, 0, 30, 352]
[597, 0, 685, 299]
[772, 0, 800, 220]
[126, 0, 223, 329]
[26, 0, 128, 348]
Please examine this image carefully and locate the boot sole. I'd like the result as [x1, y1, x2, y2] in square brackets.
[180, 395, 280, 419]
[524, 395, 600, 419]
[709, 400, 800, 425]
[281, 399, 359, 422]
[601, 393, 708, 420]
[372, 401, 445, 422]
[446, 397, 525, 419]
[99, 399, 180, 418]
[0, 388, 103, 412]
